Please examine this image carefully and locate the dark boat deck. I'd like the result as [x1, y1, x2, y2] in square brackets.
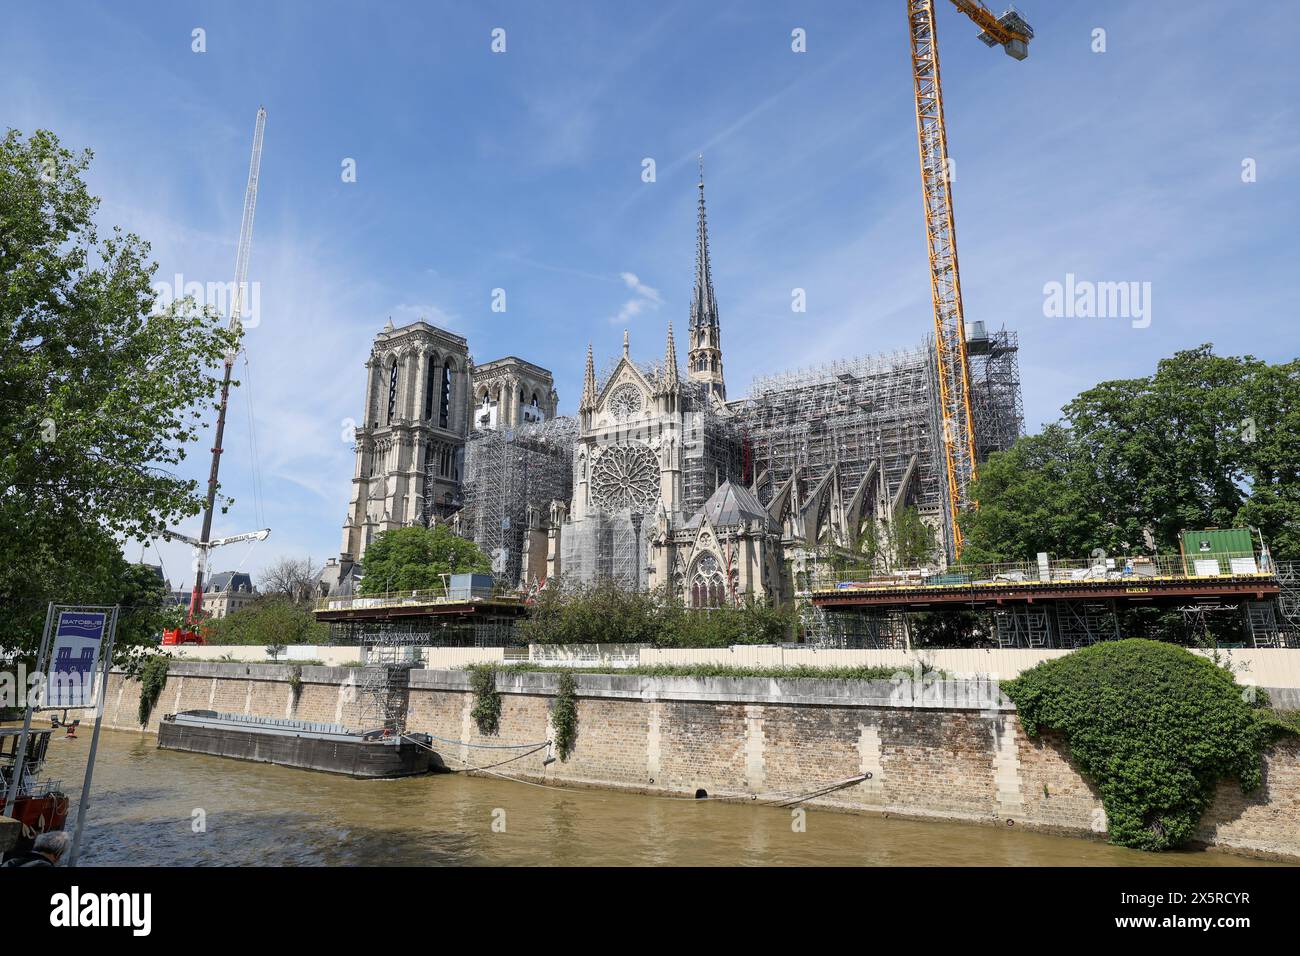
[157, 711, 436, 778]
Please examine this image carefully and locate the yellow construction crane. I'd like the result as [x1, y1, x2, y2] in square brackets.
[907, 1, 1032, 558]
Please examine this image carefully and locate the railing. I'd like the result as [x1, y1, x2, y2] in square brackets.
[808, 551, 1274, 593]
[315, 587, 523, 613]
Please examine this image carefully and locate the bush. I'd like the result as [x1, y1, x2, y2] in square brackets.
[519, 579, 795, 647]
[1003, 639, 1295, 851]
[202, 595, 327, 646]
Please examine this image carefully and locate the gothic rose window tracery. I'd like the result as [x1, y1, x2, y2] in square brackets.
[607, 383, 643, 420]
[589, 442, 660, 513]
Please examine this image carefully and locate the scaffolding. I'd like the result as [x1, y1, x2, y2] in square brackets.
[328, 617, 522, 647]
[967, 327, 1024, 461]
[460, 416, 576, 588]
[803, 605, 907, 649]
[738, 330, 1022, 562]
[1277, 561, 1300, 647]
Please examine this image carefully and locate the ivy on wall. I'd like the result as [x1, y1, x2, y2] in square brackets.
[552, 671, 578, 760]
[469, 664, 501, 736]
[136, 655, 170, 727]
[1003, 639, 1296, 851]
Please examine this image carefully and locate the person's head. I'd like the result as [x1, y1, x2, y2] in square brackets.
[32, 830, 70, 864]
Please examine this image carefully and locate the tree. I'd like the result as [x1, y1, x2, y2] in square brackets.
[259, 555, 322, 606]
[961, 425, 1101, 564]
[357, 524, 491, 594]
[1, 128, 238, 658]
[963, 346, 1300, 563]
[202, 595, 327, 646]
[889, 506, 939, 568]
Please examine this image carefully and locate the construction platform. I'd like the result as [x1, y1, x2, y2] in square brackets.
[806, 553, 1296, 649]
[313, 589, 527, 646]
[810, 569, 1279, 610]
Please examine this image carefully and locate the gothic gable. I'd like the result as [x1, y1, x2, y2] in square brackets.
[592, 355, 654, 428]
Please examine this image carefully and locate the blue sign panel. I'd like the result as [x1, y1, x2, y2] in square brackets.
[49, 611, 108, 707]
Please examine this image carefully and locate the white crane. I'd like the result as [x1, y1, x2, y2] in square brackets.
[179, 107, 270, 625]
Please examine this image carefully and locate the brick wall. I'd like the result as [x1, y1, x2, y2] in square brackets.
[101, 664, 1300, 861]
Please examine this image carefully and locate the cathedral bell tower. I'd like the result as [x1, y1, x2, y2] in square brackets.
[687, 157, 726, 402]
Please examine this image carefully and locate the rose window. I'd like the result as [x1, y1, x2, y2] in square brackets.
[607, 383, 643, 420]
[590, 442, 660, 513]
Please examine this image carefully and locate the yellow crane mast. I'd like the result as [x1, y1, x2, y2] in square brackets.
[907, 1, 1031, 558]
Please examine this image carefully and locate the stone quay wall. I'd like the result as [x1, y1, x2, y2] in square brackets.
[101, 662, 1300, 861]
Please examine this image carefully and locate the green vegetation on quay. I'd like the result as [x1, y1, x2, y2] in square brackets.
[464, 661, 935, 682]
[521, 579, 796, 647]
[1004, 639, 1298, 851]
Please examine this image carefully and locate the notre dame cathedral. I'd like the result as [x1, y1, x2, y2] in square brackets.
[324, 165, 1024, 607]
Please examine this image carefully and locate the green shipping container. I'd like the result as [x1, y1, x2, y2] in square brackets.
[1181, 528, 1255, 575]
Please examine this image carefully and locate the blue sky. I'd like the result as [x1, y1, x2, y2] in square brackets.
[4, 1, 1299, 586]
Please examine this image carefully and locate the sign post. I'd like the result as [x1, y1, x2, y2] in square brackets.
[2, 604, 119, 866]
[67, 605, 119, 867]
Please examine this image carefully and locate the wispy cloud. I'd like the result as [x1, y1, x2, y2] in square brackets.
[609, 271, 663, 325]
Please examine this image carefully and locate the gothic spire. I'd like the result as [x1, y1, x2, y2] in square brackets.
[581, 341, 596, 410]
[686, 156, 726, 401]
[690, 155, 719, 331]
[663, 322, 679, 388]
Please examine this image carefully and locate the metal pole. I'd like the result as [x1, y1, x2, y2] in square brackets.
[68, 605, 119, 867]
[3, 602, 56, 818]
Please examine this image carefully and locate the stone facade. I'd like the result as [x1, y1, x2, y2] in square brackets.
[341, 320, 472, 561]
[470, 356, 559, 431]
[103, 663, 1300, 861]
[337, 319, 557, 568]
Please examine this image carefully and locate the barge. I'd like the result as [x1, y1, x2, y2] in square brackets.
[157, 711, 437, 778]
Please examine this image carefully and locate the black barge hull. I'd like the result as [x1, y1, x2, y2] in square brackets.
[157, 713, 435, 779]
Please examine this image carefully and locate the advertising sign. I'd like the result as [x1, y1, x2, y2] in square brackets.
[48, 609, 108, 707]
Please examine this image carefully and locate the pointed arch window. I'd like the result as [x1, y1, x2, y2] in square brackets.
[386, 358, 399, 424]
[689, 553, 726, 609]
[424, 356, 438, 421]
[439, 361, 453, 429]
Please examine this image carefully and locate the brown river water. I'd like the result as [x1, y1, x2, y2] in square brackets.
[34, 728, 1276, 866]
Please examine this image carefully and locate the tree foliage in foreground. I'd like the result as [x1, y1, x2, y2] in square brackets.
[1003, 639, 1294, 851]
[1, 128, 238, 657]
[962, 346, 1300, 562]
[357, 524, 492, 594]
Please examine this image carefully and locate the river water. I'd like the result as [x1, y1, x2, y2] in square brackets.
[35, 728, 1273, 866]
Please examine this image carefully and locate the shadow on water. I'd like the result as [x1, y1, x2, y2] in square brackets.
[38, 728, 1280, 867]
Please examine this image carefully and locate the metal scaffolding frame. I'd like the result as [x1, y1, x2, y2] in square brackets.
[736, 329, 1022, 561]
[803, 605, 908, 649]
[327, 617, 522, 647]
[460, 416, 576, 587]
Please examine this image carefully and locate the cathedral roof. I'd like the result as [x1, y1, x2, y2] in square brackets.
[685, 479, 776, 531]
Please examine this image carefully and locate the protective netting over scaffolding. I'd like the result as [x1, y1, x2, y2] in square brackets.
[735, 327, 1022, 559]
[460, 417, 577, 587]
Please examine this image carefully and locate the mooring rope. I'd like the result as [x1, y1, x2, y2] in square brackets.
[399, 733, 871, 806]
